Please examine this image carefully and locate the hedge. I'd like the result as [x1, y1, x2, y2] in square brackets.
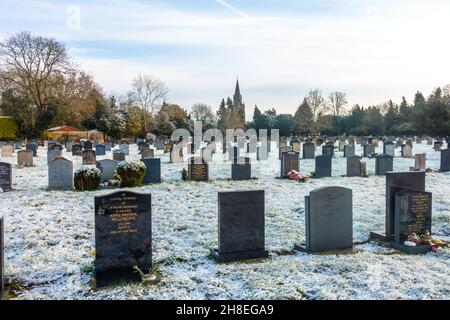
[0, 116, 18, 140]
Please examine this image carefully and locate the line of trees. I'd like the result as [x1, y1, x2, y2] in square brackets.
[1, 32, 449, 140]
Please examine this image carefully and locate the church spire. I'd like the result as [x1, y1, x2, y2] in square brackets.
[235, 77, 241, 97]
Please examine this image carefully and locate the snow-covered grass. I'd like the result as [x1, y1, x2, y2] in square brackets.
[0, 142, 449, 300]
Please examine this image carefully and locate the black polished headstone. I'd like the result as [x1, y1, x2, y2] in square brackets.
[315, 155, 332, 178]
[211, 190, 268, 262]
[303, 143, 315, 159]
[441, 149, 450, 172]
[84, 141, 93, 150]
[0, 163, 12, 192]
[231, 157, 251, 181]
[72, 144, 82, 156]
[295, 187, 353, 253]
[95, 191, 152, 288]
[375, 155, 393, 175]
[370, 171, 426, 241]
[188, 157, 209, 181]
[142, 158, 161, 184]
[96, 144, 106, 156]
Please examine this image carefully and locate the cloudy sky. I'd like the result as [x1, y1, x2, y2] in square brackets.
[1, 0, 449, 117]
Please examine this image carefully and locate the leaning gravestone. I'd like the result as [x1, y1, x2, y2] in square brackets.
[280, 151, 299, 178]
[295, 187, 353, 253]
[142, 158, 161, 184]
[441, 149, 450, 172]
[315, 155, 332, 178]
[17, 150, 33, 168]
[232, 157, 251, 181]
[391, 189, 432, 254]
[48, 157, 73, 190]
[303, 143, 315, 159]
[375, 155, 393, 176]
[47, 149, 62, 164]
[344, 144, 355, 157]
[0, 163, 12, 192]
[347, 155, 362, 177]
[113, 150, 125, 162]
[72, 144, 82, 156]
[96, 159, 119, 183]
[26, 143, 37, 157]
[211, 190, 268, 262]
[82, 150, 97, 165]
[95, 191, 152, 288]
[188, 157, 209, 181]
[96, 144, 106, 156]
[370, 171, 426, 242]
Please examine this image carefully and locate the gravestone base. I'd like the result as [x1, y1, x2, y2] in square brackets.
[369, 231, 394, 242]
[390, 242, 432, 255]
[1, 277, 11, 299]
[95, 268, 148, 289]
[210, 248, 268, 263]
[294, 244, 355, 254]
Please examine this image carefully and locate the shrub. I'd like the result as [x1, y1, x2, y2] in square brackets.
[0, 116, 18, 140]
[181, 168, 188, 181]
[74, 167, 101, 191]
[116, 160, 146, 187]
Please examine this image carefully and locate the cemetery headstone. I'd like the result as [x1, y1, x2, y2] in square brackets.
[303, 143, 315, 159]
[72, 144, 83, 156]
[391, 189, 432, 254]
[17, 150, 33, 168]
[1, 218, 11, 298]
[278, 146, 292, 160]
[96, 159, 119, 183]
[231, 157, 251, 181]
[26, 143, 37, 157]
[0, 145, 13, 157]
[95, 191, 152, 288]
[188, 157, 209, 182]
[370, 171, 426, 241]
[322, 144, 334, 157]
[441, 149, 450, 172]
[315, 155, 332, 178]
[105, 142, 112, 152]
[0, 163, 12, 192]
[210, 190, 268, 262]
[401, 144, 412, 158]
[141, 148, 154, 159]
[82, 150, 97, 165]
[280, 151, 299, 178]
[383, 142, 395, 157]
[375, 155, 394, 176]
[142, 158, 161, 184]
[414, 153, 426, 171]
[295, 187, 353, 253]
[48, 157, 73, 190]
[363, 144, 375, 158]
[96, 144, 106, 156]
[119, 144, 129, 156]
[344, 144, 355, 157]
[84, 141, 93, 150]
[47, 149, 62, 164]
[347, 155, 362, 177]
[113, 150, 126, 162]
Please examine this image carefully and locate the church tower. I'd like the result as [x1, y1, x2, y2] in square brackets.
[233, 78, 246, 126]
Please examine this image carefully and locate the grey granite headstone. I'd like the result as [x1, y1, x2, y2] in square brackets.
[211, 190, 268, 262]
[280, 151, 299, 177]
[141, 148, 155, 159]
[47, 149, 62, 164]
[232, 157, 251, 181]
[0, 163, 12, 192]
[142, 158, 161, 184]
[26, 143, 37, 157]
[347, 155, 362, 177]
[82, 150, 97, 165]
[48, 157, 73, 190]
[17, 150, 33, 168]
[95, 191, 152, 288]
[441, 149, 450, 172]
[384, 142, 395, 156]
[375, 155, 393, 175]
[322, 144, 334, 157]
[363, 144, 375, 157]
[303, 143, 315, 159]
[344, 144, 355, 157]
[370, 171, 425, 241]
[296, 187, 353, 253]
[96, 159, 118, 183]
[315, 155, 332, 178]
[105, 142, 112, 152]
[113, 150, 126, 162]
[0, 145, 13, 157]
[96, 144, 106, 156]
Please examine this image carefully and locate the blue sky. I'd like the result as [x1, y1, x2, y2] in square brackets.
[1, 0, 450, 117]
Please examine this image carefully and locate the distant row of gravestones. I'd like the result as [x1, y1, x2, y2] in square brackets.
[75, 171, 435, 288]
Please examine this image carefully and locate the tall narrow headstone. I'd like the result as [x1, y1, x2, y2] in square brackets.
[347, 155, 362, 177]
[0, 163, 12, 192]
[211, 190, 268, 262]
[441, 149, 450, 172]
[95, 191, 152, 288]
[414, 153, 426, 171]
[1, 218, 10, 298]
[295, 187, 353, 253]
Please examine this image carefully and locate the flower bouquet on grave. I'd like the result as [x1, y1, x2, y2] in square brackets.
[287, 170, 309, 183]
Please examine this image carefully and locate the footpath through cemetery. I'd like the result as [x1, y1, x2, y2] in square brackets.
[0, 135, 449, 300]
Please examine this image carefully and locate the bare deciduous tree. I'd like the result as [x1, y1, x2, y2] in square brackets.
[130, 74, 169, 134]
[306, 88, 328, 132]
[328, 91, 348, 117]
[191, 103, 215, 123]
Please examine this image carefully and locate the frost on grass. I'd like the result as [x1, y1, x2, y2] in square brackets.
[0, 142, 449, 300]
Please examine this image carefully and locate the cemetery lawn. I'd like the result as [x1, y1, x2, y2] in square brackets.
[0, 143, 449, 300]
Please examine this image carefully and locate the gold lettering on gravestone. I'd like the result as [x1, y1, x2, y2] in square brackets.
[405, 193, 430, 234]
[109, 195, 138, 235]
